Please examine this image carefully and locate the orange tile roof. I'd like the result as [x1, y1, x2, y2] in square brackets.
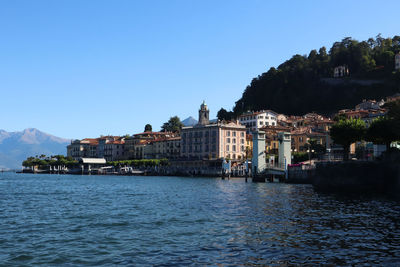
[81, 138, 99, 145]
[134, 131, 175, 136]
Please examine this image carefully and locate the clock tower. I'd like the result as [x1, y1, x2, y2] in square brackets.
[198, 101, 210, 125]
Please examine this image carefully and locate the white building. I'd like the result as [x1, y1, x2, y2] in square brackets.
[238, 110, 278, 133]
[355, 99, 385, 111]
[333, 65, 349, 77]
[395, 53, 400, 70]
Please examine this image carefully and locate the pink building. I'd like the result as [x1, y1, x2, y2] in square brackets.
[181, 102, 246, 160]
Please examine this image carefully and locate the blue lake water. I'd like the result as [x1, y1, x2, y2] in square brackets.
[0, 173, 399, 265]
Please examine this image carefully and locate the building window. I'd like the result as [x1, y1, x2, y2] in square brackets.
[233, 138, 236, 144]
[241, 139, 244, 144]
[232, 145, 236, 152]
[241, 132, 244, 137]
[233, 132, 236, 137]
[227, 138, 230, 143]
[241, 146, 245, 152]
[227, 131, 230, 136]
[226, 145, 230, 151]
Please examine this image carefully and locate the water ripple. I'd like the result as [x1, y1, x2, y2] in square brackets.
[0, 173, 399, 265]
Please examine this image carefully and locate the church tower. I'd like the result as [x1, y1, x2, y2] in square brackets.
[198, 101, 210, 125]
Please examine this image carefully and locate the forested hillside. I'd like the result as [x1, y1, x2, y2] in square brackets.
[219, 35, 400, 119]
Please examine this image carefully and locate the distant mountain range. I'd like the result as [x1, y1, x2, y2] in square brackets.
[0, 128, 70, 170]
[182, 116, 198, 126]
[182, 116, 218, 126]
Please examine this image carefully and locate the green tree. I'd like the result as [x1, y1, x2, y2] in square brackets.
[304, 138, 326, 159]
[22, 154, 78, 169]
[385, 100, 400, 120]
[232, 35, 400, 116]
[366, 100, 400, 150]
[217, 108, 235, 121]
[292, 152, 308, 164]
[330, 118, 366, 160]
[333, 113, 347, 122]
[366, 117, 400, 150]
[161, 116, 184, 133]
[144, 124, 152, 132]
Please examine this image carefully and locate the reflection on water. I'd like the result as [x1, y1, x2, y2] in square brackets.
[0, 173, 399, 265]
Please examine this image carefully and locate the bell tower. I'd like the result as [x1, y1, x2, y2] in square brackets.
[198, 101, 210, 125]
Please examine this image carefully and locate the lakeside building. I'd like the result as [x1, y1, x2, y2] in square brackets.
[181, 102, 247, 160]
[362, 111, 387, 127]
[335, 102, 391, 159]
[261, 125, 292, 154]
[152, 136, 181, 159]
[338, 109, 369, 120]
[245, 134, 253, 159]
[260, 112, 333, 156]
[239, 110, 278, 133]
[277, 113, 333, 134]
[67, 136, 126, 162]
[238, 110, 278, 133]
[386, 93, 400, 103]
[67, 138, 99, 160]
[124, 131, 179, 159]
[103, 138, 125, 162]
[290, 127, 329, 153]
[142, 136, 181, 159]
[97, 136, 125, 162]
[277, 115, 305, 128]
[355, 99, 385, 111]
[338, 107, 386, 125]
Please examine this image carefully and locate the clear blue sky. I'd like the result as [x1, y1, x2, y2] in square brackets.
[1, 0, 399, 139]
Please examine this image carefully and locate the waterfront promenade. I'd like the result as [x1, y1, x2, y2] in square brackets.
[1, 172, 399, 265]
